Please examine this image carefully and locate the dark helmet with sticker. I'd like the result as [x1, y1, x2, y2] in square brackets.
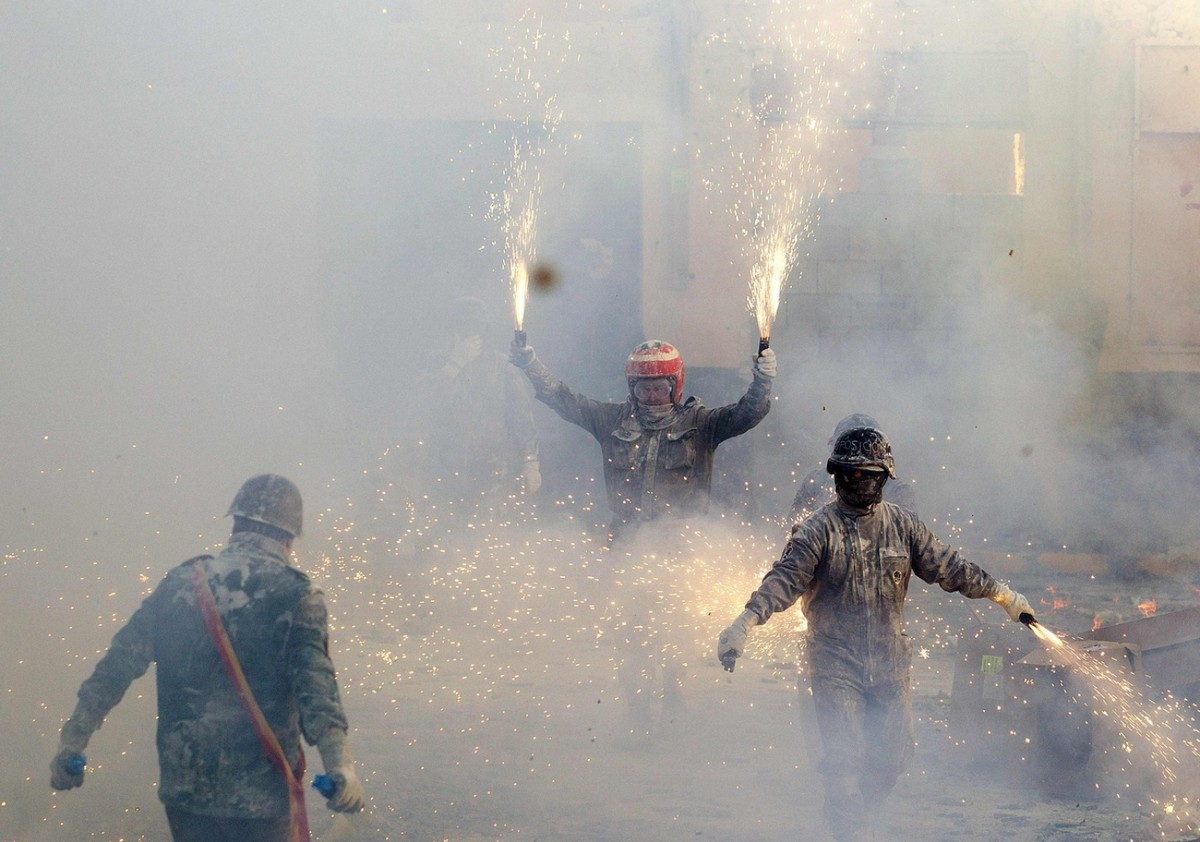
[227, 474, 303, 538]
[829, 413, 879, 445]
[826, 427, 896, 479]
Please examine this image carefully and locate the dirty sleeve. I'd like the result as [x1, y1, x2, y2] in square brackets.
[908, 514, 1001, 600]
[290, 588, 350, 747]
[522, 358, 624, 442]
[63, 584, 161, 743]
[744, 517, 824, 624]
[700, 371, 772, 446]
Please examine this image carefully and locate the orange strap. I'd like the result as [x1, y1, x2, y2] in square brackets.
[192, 562, 311, 842]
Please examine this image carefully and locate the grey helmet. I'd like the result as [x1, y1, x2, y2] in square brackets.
[227, 474, 303, 538]
[826, 427, 896, 478]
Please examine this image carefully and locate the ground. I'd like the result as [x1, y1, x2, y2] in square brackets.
[8, 511, 1200, 842]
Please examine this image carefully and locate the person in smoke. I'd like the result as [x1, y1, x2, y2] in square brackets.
[424, 295, 541, 498]
[511, 337, 773, 726]
[50, 475, 365, 841]
[717, 426, 1034, 842]
[790, 412, 918, 522]
[509, 338, 775, 539]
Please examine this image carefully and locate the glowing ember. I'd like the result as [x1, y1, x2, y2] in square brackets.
[1040, 584, 1071, 611]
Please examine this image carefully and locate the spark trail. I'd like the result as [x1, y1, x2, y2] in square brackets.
[1028, 629, 1200, 837]
[484, 10, 569, 337]
[704, 0, 903, 344]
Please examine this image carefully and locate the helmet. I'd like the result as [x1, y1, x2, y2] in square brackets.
[829, 413, 879, 445]
[826, 427, 896, 478]
[625, 340, 684, 404]
[227, 474, 303, 538]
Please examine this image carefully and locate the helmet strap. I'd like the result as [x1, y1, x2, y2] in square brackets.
[232, 516, 294, 544]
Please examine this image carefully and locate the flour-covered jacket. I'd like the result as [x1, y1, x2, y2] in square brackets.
[62, 532, 348, 818]
[523, 358, 771, 525]
[746, 499, 1002, 682]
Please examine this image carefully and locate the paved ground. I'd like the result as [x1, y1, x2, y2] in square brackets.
[8, 513, 1200, 842]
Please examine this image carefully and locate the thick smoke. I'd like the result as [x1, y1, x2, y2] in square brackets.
[4, 3, 1200, 841]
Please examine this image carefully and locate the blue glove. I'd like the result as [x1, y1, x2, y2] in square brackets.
[50, 748, 86, 791]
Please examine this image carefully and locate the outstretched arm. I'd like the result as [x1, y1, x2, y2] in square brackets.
[510, 341, 621, 439]
[908, 515, 1034, 623]
[51, 601, 156, 790]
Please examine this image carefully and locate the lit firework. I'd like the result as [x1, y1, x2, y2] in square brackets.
[704, 0, 903, 345]
[484, 10, 568, 338]
[743, 122, 808, 348]
[499, 143, 538, 334]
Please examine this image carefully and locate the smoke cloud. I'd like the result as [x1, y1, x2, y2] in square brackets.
[4, 3, 1200, 840]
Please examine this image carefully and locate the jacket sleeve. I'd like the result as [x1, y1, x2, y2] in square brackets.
[61, 590, 159, 745]
[702, 371, 772, 446]
[744, 519, 822, 623]
[522, 358, 618, 441]
[290, 588, 350, 747]
[908, 515, 1001, 600]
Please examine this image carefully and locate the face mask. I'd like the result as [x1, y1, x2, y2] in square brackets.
[834, 469, 887, 509]
[636, 403, 675, 425]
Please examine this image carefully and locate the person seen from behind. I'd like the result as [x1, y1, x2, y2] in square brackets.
[50, 474, 364, 842]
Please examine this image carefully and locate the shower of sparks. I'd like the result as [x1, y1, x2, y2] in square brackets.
[497, 137, 541, 333]
[11, 432, 1198, 839]
[1027, 631, 1200, 836]
[313, 462, 805, 709]
[1028, 621, 1065, 648]
[484, 10, 569, 334]
[703, 0, 903, 342]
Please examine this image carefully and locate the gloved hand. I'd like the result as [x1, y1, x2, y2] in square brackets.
[443, 334, 483, 376]
[991, 583, 1035, 624]
[521, 460, 542, 494]
[753, 348, 777, 379]
[509, 340, 536, 369]
[50, 718, 90, 791]
[50, 745, 86, 791]
[323, 764, 365, 813]
[717, 609, 759, 672]
[317, 730, 366, 812]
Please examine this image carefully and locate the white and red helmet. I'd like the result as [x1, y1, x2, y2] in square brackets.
[625, 340, 684, 404]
